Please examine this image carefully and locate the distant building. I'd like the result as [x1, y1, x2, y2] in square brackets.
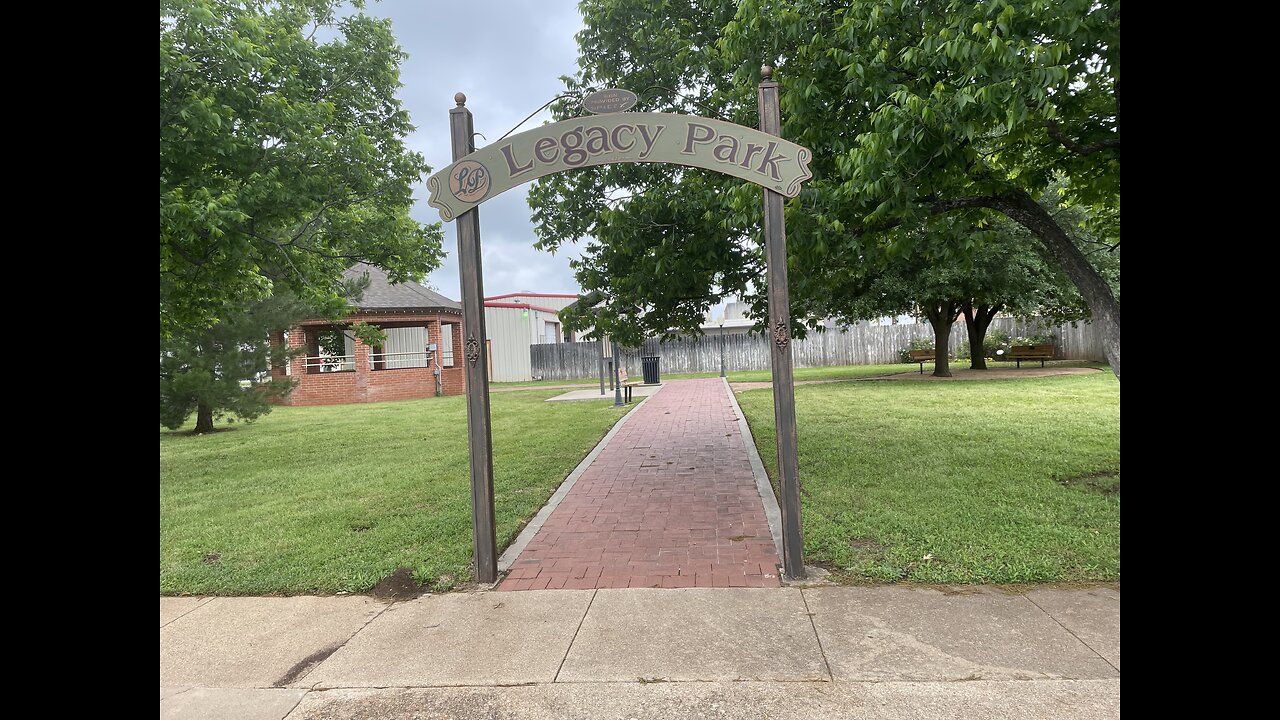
[700, 301, 757, 335]
[483, 292, 579, 382]
[863, 313, 919, 327]
[700, 301, 917, 334]
[271, 264, 465, 405]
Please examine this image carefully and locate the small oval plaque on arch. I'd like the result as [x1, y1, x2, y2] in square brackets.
[582, 88, 638, 114]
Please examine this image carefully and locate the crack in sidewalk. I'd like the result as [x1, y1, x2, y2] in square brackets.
[553, 589, 597, 682]
[1023, 593, 1119, 674]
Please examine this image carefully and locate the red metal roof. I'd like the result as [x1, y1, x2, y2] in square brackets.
[484, 292, 578, 301]
[484, 301, 562, 314]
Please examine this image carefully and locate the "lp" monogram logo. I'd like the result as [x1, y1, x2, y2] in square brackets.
[449, 160, 490, 203]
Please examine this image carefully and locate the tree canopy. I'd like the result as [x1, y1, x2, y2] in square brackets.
[160, 0, 443, 338]
[531, 0, 1119, 374]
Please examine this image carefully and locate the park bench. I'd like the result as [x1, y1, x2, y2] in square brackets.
[1009, 344, 1055, 368]
[908, 349, 935, 375]
[617, 366, 642, 402]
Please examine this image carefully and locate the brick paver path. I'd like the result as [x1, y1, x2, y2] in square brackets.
[498, 378, 781, 590]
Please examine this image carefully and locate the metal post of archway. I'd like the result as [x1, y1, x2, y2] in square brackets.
[449, 93, 497, 584]
[759, 68, 805, 578]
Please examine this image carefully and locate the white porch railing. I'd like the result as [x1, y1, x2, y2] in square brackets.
[303, 354, 356, 372]
[369, 350, 434, 370]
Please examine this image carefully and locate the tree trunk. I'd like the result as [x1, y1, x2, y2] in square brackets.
[994, 189, 1120, 379]
[194, 402, 215, 433]
[962, 302, 1001, 370]
[924, 301, 960, 378]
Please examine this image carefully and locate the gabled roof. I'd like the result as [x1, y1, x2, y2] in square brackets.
[344, 263, 461, 313]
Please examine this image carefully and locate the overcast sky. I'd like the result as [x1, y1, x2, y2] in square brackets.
[366, 0, 586, 301]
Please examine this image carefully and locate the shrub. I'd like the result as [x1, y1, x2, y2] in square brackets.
[951, 326, 1058, 362]
[1012, 330, 1057, 346]
[992, 329, 1056, 361]
[898, 337, 935, 363]
[957, 328, 1012, 360]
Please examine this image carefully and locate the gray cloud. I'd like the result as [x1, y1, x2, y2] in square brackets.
[366, 0, 586, 300]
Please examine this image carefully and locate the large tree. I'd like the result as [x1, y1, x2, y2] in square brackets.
[160, 0, 443, 338]
[823, 215, 1099, 376]
[533, 0, 1120, 376]
[826, 244, 970, 377]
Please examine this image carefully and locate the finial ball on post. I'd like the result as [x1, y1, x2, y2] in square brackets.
[454, 92, 467, 106]
[761, 65, 774, 80]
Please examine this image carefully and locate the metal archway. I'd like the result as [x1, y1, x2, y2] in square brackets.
[428, 70, 809, 582]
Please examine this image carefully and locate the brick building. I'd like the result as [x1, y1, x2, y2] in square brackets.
[272, 264, 465, 405]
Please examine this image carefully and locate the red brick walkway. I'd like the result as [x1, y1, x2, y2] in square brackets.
[498, 378, 782, 591]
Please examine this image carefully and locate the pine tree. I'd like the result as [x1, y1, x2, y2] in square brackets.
[160, 294, 309, 433]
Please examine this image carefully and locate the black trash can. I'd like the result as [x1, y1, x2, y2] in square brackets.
[641, 356, 661, 384]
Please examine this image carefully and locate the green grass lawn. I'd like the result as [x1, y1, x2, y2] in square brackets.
[727, 363, 907, 383]
[160, 391, 625, 595]
[736, 371, 1120, 583]
[493, 363, 909, 391]
[488, 379, 595, 389]
[494, 359, 1106, 391]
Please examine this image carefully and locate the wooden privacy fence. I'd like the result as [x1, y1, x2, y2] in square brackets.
[530, 318, 1107, 380]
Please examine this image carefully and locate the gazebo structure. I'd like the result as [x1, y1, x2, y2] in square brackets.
[271, 263, 466, 405]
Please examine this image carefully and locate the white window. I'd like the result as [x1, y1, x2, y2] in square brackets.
[441, 323, 455, 367]
[544, 321, 559, 344]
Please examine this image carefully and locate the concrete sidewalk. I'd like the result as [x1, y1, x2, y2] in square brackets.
[160, 585, 1119, 719]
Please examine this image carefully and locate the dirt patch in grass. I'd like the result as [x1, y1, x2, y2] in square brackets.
[202, 553, 221, 565]
[370, 567, 424, 600]
[1061, 470, 1120, 496]
[849, 536, 888, 560]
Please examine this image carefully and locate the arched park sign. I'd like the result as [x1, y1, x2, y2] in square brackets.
[429, 70, 811, 583]
[427, 113, 812, 221]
